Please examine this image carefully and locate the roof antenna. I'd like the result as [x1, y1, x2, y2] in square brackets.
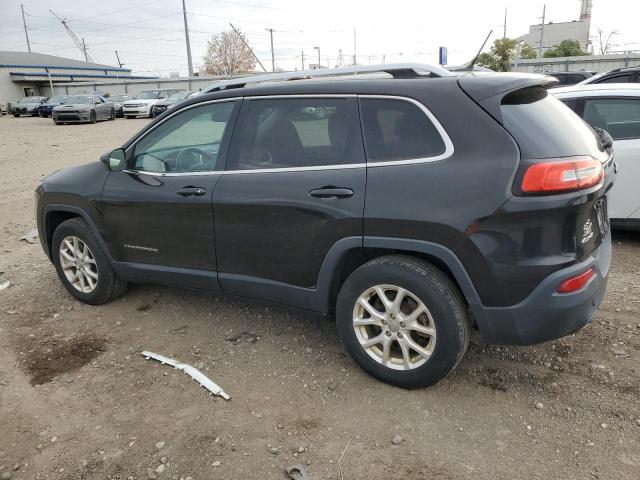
[450, 30, 492, 72]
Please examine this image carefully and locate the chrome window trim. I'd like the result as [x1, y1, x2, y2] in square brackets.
[123, 94, 453, 177]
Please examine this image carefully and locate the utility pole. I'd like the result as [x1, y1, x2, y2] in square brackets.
[21, 4, 31, 52]
[229, 23, 267, 72]
[82, 37, 88, 62]
[301, 50, 304, 70]
[503, 7, 507, 39]
[115, 51, 123, 68]
[538, 4, 546, 59]
[314, 46, 321, 68]
[353, 28, 357, 65]
[182, 0, 194, 77]
[266, 28, 275, 72]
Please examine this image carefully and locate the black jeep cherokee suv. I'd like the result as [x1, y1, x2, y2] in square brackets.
[36, 65, 614, 388]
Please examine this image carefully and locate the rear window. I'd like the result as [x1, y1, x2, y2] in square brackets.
[501, 86, 605, 160]
[360, 98, 446, 162]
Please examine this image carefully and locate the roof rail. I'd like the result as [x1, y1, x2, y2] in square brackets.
[202, 63, 454, 93]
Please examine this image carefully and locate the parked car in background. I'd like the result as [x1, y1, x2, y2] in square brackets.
[552, 83, 640, 230]
[12, 96, 48, 117]
[38, 95, 69, 118]
[52, 94, 115, 125]
[36, 65, 614, 389]
[577, 66, 640, 85]
[546, 71, 593, 86]
[108, 94, 132, 118]
[151, 91, 195, 117]
[122, 89, 183, 118]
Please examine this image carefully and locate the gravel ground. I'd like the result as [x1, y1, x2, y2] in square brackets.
[0, 116, 639, 480]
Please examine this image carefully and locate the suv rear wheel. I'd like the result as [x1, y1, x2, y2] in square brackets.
[336, 255, 469, 388]
[52, 218, 127, 305]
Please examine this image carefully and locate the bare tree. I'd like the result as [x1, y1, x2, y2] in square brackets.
[202, 28, 256, 76]
[593, 27, 619, 55]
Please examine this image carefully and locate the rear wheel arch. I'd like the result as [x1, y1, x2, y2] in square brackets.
[316, 239, 481, 316]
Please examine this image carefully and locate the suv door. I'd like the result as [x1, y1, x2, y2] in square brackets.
[101, 99, 240, 289]
[213, 96, 366, 305]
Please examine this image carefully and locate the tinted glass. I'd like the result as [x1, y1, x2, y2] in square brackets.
[132, 101, 237, 173]
[230, 98, 360, 170]
[360, 98, 446, 162]
[501, 86, 605, 160]
[583, 98, 640, 140]
[110, 95, 130, 102]
[138, 90, 161, 99]
[598, 74, 631, 84]
[65, 96, 93, 104]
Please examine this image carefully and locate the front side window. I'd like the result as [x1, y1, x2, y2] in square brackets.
[360, 98, 446, 162]
[583, 98, 640, 140]
[131, 101, 238, 173]
[229, 97, 361, 170]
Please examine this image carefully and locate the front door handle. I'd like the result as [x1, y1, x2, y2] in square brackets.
[309, 187, 354, 199]
[176, 186, 207, 197]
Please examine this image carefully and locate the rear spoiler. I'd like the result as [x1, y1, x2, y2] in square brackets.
[458, 73, 559, 124]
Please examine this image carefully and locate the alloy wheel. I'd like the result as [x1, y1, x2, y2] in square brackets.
[352, 284, 436, 370]
[59, 236, 98, 293]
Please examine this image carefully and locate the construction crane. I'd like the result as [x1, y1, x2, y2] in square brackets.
[49, 10, 95, 63]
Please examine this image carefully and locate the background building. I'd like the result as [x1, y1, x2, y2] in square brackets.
[518, 0, 593, 57]
[0, 51, 155, 106]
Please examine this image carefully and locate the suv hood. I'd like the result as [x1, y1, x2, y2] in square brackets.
[125, 99, 163, 106]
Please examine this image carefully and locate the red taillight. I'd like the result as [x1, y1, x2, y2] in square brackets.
[557, 268, 594, 294]
[522, 156, 603, 193]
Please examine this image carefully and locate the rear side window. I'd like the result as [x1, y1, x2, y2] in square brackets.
[597, 74, 631, 83]
[360, 98, 446, 162]
[229, 98, 362, 170]
[501, 86, 604, 159]
[583, 98, 640, 140]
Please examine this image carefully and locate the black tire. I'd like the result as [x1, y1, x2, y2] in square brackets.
[13, 114, 19, 118]
[336, 255, 469, 389]
[109, 109, 115, 120]
[51, 218, 127, 305]
[126, 116, 134, 119]
[89, 110, 97, 124]
[54, 121, 62, 125]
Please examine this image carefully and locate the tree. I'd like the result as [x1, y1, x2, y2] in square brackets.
[476, 38, 537, 72]
[202, 28, 256, 76]
[543, 39, 588, 58]
[592, 27, 619, 55]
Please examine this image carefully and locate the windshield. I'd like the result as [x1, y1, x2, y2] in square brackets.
[48, 96, 67, 103]
[110, 95, 129, 102]
[138, 90, 162, 99]
[19, 97, 41, 103]
[64, 95, 93, 105]
[167, 91, 189, 101]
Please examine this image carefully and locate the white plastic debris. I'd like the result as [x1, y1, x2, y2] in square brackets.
[141, 351, 230, 400]
[0, 281, 10, 291]
[20, 228, 39, 244]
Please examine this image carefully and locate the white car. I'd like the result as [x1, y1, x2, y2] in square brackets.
[122, 89, 183, 119]
[551, 84, 640, 230]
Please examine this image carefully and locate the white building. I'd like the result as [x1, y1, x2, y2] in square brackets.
[518, 0, 592, 57]
[0, 51, 155, 106]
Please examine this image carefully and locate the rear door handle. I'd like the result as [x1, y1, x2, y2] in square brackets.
[176, 186, 207, 197]
[309, 187, 354, 199]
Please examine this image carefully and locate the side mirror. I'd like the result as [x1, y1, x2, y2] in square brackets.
[100, 148, 126, 171]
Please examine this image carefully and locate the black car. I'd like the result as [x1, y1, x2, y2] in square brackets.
[151, 91, 193, 117]
[546, 71, 593, 86]
[38, 95, 69, 117]
[12, 96, 48, 116]
[579, 66, 640, 85]
[35, 65, 614, 388]
[108, 94, 133, 117]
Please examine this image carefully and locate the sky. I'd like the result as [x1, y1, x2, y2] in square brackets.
[1, 0, 639, 77]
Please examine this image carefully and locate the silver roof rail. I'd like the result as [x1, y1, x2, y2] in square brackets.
[202, 63, 454, 93]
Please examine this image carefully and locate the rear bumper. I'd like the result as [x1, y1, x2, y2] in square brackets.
[471, 228, 611, 345]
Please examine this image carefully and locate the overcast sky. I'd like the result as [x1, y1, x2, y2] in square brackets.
[1, 0, 638, 76]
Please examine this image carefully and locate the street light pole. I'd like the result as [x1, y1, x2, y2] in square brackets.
[182, 0, 194, 77]
[314, 46, 321, 68]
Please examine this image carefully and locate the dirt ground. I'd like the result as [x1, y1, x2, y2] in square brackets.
[0, 116, 639, 480]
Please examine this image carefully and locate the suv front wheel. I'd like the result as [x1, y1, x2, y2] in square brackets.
[52, 218, 127, 305]
[336, 255, 469, 389]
